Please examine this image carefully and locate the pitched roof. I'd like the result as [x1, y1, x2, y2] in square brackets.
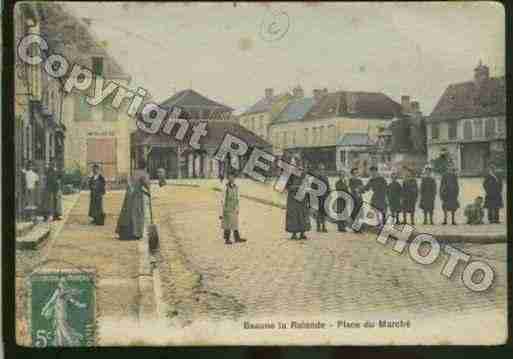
[304, 91, 401, 121]
[132, 120, 271, 154]
[35, 3, 130, 80]
[429, 77, 505, 122]
[243, 93, 290, 115]
[273, 97, 317, 123]
[160, 89, 233, 112]
[336, 133, 373, 147]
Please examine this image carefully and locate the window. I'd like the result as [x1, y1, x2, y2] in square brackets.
[283, 132, 288, 147]
[463, 121, 472, 140]
[448, 122, 457, 139]
[485, 118, 496, 138]
[473, 118, 483, 137]
[497, 117, 506, 134]
[304, 128, 309, 145]
[319, 126, 324, 143]
[92, 56, 104, 76]
[292, 131, 296, 146]
[431, 123, 439, 140]
[260, 115, 264, 130]
[251, 118, 255, 131]
[329, 125, 336, 142]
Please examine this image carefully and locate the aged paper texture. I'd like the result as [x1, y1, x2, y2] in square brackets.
[14, 1, 507, 346]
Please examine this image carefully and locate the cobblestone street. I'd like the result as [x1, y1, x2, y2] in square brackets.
[15, 183, 508, 345]
[156, 184, 507, 323]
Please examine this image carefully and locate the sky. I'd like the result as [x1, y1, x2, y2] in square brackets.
[65, 2, 505, 115]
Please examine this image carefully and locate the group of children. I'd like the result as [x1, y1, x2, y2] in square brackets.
[220, 162, 503, 244]
[332, 163, 503, 231]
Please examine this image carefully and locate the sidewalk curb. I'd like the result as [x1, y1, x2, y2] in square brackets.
[15, 194, 81, 250]
[136, 227, 157, 322]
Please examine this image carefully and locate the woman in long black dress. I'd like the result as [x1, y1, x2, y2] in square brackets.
[116, 160, 151, 240]
[285, 165, 311, 240]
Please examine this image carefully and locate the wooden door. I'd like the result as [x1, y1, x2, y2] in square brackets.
[87, 138, 117, 180]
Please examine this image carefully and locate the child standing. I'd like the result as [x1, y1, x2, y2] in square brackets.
[419, 166, 436, 225]
[401, 167, 418, 225]
[387, 172, 402, 224]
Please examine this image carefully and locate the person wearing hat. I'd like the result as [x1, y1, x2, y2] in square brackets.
[387, 171, 402, 224]
[419, 166, 436, 225]
[362, 165, 388, 220]
[483, 163, 503, 224]
[219, 171, 246, 244]
[401, 167, 418, 225]
[334, 170, 350, 232]
[88, 163, 106, 225]
[439, 165, 459, 225]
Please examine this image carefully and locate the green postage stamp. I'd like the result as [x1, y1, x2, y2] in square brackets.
[27, 271, 96, 347]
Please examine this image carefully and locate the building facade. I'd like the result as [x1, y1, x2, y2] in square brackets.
[130, 89, 266, 179]
[269, 89, 402, 173]
[238, 87, 293, 141]
[15, 3, 67, 218]
[33, 3, 139, 185]
[427, 62, 506, 176]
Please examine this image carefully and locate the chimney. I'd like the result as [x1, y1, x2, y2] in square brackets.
[313, 89, 323, 102]
[401, 95, 411, 114]
[292, 85, 304, 99]
[474, 60, 490, 86]
[264, 88, 274, 100]
[411, 101, 420, 113]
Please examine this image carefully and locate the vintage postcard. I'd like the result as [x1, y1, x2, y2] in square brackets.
[12, 1, 507, 346]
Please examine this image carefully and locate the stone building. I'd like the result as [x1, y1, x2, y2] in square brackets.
[134, 89, 234, 179]
[269, 88, 402, 173]
[15, 3, 67, 218]
[35, 3, 137, 184]
[238, 87, 293, 141]
[427, 62, 506, 176]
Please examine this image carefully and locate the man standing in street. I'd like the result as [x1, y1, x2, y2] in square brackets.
[483, 164, 503, 224]
[88, 164, 106, 225]
[219, 171, 246, 245]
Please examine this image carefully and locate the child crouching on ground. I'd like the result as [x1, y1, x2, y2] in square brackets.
[464, 196, 485, 225]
